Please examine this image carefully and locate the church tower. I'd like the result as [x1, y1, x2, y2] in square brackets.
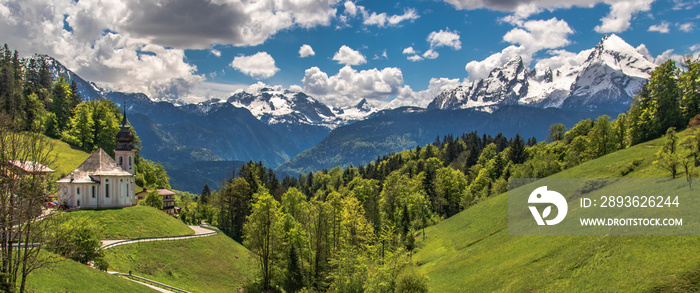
[114, 104, 135, 175]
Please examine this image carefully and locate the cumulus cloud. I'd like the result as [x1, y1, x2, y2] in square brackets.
[299, 44, 316, 58]
[363, 8, 419, 27]
[0, 0, 343, 102]
[119, 0, 340, 48]
[387, 77, 463, 108]
[302, 65, 406, 106]
[465, 17, 573, 80]
[443, 0, 654, 34]
[594, 0, 654, 33]
[503, 18, 573, 49]
[648, 21, 670, 33]
[344, 1, 357, 16]
[427, 29, 462, 50]
[211, 49, 222, 57]
[407, 55, 424, 62]
[403, 47, 418, 55]
[423, 49, 440, 59]
[342, 2, 419, 28]
[678, 22, 694, 32]
[332, 45, 367, 65]
[229, 52, 280, 79]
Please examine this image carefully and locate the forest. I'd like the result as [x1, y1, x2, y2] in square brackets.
[176, 57, 700, 292]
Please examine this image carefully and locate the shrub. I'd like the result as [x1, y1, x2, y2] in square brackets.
[395, 267, 429, 293]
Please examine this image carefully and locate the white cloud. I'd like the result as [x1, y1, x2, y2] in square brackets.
[652, 49, 686, 65]
[648, 21, 670, 33]
[678, 22, 694, 32]
[344, 1, 357, 16]
[465, 17, 573, 80]
[388, 77, 463, 108]
[373, 50, 388, 60]
[427, 29, 462, 50]
[690, 44, 700, 52]
[302, 65, 406, 106]
[211, 49, 222, 57]
[533, 49, 593, 72]
[594, 0, 654, 33]
[299, 44, 316, 58]
[407, 55, 424, 62]
[363, 8, 419, 27]
[423, 49, 440, 59]
[0, 0, 344, 102]
[229, 52, 280, 79]
[403, 47, 418, 55]
[332, 45, 367, 65]
[636, 44, 654, 62]
[443, 0, 654, 34]
[503, 18, 573, 50]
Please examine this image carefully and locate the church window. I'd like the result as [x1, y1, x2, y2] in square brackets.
[92, 186, 95, 198]
[77, 200, 80, 206]
[77, 187, 80, 195]
[119, 157, 123, 166]
[129, 157, 132, 167]
[106, 184, 110, 198]
[127, 184, 129, 197]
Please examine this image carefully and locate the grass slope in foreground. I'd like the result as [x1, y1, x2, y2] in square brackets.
[66, 205, 194, 239]
[26, 252, 154, 293]
[414, 128, 700, 292]
[104, 233, 257, 292]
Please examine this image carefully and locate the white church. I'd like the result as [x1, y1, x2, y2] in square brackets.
[57, 107, 136, 209]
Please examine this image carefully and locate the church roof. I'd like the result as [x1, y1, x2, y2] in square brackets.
[57, 148, 132, 183]
[8, 160, 54, 174]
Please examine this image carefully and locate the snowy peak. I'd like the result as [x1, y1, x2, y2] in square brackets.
[564, 34, 656, 110]
[227, 89, 335, 126]
[427, 55, 529, 111]
[40, 54, 106, 100]
[429, 34, 657, 113]
[226, 90, 376, 129]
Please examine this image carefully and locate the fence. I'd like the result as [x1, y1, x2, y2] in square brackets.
[110, 271, 189, 293]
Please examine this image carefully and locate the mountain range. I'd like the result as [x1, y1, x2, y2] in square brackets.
[44, 34, 658, 191]
[428, 34, 655, 113]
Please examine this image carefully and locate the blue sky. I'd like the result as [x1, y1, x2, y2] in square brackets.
[1, 0, 698, 108]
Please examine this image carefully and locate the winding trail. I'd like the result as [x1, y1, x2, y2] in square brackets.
[101, 225, 217, 249]
[100, 224, 220, 292]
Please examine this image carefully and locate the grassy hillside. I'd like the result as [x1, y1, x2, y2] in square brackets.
[104, 233, 257, 292]
[26, 252, 154, 293]
[47, 136, 91, 178]
[413, 128, 700, 292]
[66, 205, 194, 239]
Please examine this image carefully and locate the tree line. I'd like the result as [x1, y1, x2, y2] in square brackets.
[176, 55, 700, 292]
[0, 44, 170, 190]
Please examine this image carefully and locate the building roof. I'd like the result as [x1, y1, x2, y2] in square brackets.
[136, 189, 176, 196]
[56, 148, 132, 183]
[8, 160, 54, 174]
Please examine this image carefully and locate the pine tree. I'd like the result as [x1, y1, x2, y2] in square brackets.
[508, 134, 527, 164]
[200, 184, 211, 204]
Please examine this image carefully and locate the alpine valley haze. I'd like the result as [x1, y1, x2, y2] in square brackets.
[0, 0, 699, 292]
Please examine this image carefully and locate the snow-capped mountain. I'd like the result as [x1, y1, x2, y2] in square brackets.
[427, 34, 656, 113]
[41, 54, 107, 100]
[428, 56, 530, 112]
[227, 89, 377, 129]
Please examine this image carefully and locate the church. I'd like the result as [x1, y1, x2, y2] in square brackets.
[56, 107, 136, 209]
